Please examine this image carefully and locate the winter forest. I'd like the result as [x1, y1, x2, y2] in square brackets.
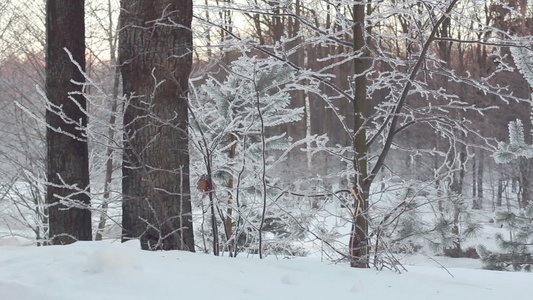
[1, 0, 533, 287]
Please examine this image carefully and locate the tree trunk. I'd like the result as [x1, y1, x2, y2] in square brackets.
[472, 155, 477, 198]
[476, 150, 484, 209]
[120, 0, 195, 251]
[496, 177, 503, 207]
[349, 3, 370, 268]
[519, 157, 531, 209]
[224, 134, 237, 254]
[45, 0, 92, 244]
[450, 140, 466, 196]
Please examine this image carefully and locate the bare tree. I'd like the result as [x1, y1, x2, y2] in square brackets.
[84, 0, 122, 241]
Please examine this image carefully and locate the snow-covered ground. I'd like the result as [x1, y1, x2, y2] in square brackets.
[0, 239, 532, 300]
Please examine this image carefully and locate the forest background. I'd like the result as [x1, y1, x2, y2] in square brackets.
[0, 0, 532, 270]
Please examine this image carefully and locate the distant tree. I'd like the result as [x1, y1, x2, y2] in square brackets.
[45, 0, 92, 244]
[84, 0, 122, 241]
[119, 0, 195, 251]
[494, 45, 533, 209]
[480, 42, 533, 272]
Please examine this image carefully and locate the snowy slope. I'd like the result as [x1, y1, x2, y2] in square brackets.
[0, 240, 532, 300]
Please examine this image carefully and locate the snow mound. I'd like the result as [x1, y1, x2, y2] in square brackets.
[281, 273, 301, 285]
[0, 237, 21, 247]
[350, 280, 365, 293]
[86, 240, 140, 273]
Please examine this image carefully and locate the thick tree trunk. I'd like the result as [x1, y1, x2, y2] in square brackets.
[120, 0, 195, 251]
[45, 0, 92, 244]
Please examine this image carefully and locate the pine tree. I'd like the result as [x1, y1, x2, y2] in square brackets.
[478, 206, 533, 271]
[482, 46, 533, 270]
[495, 46, 533, 162]
[494, 119, 533, 163]
[190, 56, 306, 256]
[391, 189, 481, 256]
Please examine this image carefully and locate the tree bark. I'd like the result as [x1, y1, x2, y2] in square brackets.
[120, 0, 195, 251]
[45, 0, 92, 244]
[349, 3, 370, 268]
[224, 134, 237, 254]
